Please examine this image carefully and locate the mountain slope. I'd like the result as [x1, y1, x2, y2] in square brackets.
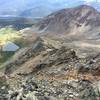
[0, 36, 100, 100]
[38, 5, 100, 37]
[0, 4, 100, 100]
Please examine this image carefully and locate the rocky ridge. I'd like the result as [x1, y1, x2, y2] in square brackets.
[0, 36, 100, 100]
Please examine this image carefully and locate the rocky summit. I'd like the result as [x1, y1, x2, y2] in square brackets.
[0, 35, 100, 100]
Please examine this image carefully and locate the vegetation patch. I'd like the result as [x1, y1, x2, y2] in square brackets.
[0, 27, 21, 45]
[0, 27, 21, 65]
[0, 51, 15, 65]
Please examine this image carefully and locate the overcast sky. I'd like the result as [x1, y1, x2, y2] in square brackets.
[0, 0, 99, 11]
[0, 0, 99, 5]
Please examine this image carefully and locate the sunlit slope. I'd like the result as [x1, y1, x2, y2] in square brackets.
[0, 27, 21, 45]
[0, 27, 22, 65]
[0, 27, 37, 65]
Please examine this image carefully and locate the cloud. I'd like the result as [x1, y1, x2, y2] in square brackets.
[83, 0, 100, 3]
[83, 0, 95, 2]
[97, 0, 100, 2]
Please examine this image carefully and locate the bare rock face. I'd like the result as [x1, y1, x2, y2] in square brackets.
[38, 5, 100, 36]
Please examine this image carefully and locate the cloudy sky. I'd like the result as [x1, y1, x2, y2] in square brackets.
[0, 0, 99, 17]
[0, 0, 99, 10]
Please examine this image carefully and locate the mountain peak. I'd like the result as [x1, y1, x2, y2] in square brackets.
[77, 4, 95, 9]
[75, 4, 99, 13]
[38, 5, 100, 36]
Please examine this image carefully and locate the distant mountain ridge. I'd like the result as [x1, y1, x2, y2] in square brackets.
[0, 0, 99, 18]
[0, 17, 37, 30]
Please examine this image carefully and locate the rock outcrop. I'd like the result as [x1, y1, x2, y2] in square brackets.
[0, 36, 100, 100]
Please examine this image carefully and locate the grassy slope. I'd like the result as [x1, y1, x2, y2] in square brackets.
[0, 27, 21, 44]
[0, 27, 21, 65]
[0, 52, 15, 65]
[0, 27, 34, 65]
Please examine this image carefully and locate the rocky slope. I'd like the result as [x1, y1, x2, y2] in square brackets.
[0, 36, 100, 100]
[38, 5, 100, 38]
[0, 5, 100, 100]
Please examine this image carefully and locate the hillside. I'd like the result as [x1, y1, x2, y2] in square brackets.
[0, 35, 100, 99]
[38, 5, 100, 39]
[0, 27, 35, 65]
[0, 5, 100, 100]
